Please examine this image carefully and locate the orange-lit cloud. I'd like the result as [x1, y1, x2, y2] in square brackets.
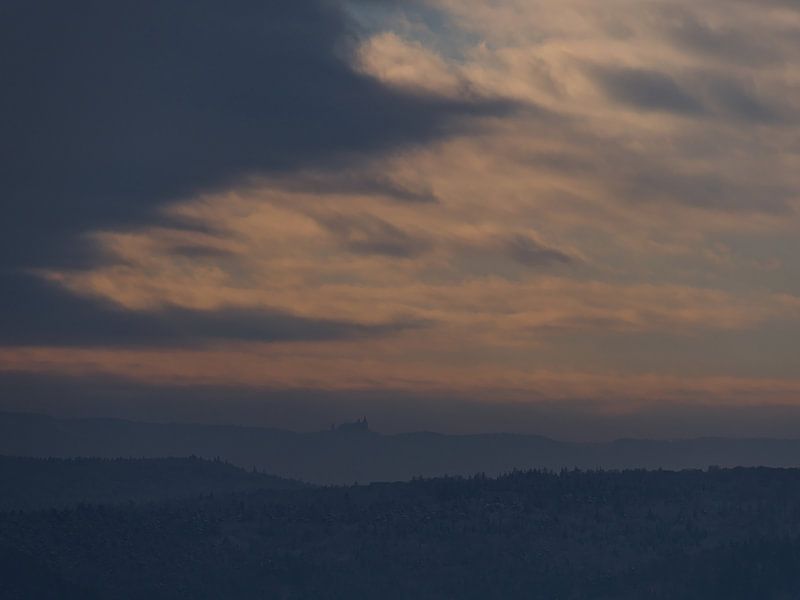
[6, 0, 800, 408]
[3, 342, 800, 407]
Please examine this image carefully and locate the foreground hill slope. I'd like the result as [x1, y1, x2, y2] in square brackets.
[0, 455, 305, 511]
[4, 468, 800, 598]
[4, 411, 800, 483]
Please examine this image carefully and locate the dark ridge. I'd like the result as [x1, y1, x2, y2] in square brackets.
[4, 468, 800, 598]
[0, 455, 306, 511]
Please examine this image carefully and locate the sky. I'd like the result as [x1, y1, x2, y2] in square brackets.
[2, 0, 800, 438]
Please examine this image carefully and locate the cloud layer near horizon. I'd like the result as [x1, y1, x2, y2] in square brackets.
[3, 0, 800, 417]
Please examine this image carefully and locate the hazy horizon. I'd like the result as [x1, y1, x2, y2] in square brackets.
[6, 372, 800, 442]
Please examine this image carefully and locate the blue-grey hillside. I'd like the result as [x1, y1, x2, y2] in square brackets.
[3, 411, 800, 484]
[0, 456, 304, 511]
[5, 468, 800, 598]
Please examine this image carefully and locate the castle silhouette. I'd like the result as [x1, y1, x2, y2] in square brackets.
[332, 417, 369, 433]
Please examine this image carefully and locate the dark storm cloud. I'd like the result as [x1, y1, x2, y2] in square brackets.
[0, 0, 507, 271]
[0, 271, 425, 347]
[590, 66, 705, 115]
[0, 0, 505, 347]
[505, 235, 573, 268]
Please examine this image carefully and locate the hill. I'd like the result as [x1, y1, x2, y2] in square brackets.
[4, 468, 800, 598]
[4, 411, 800, 483]
[0, 455, 305, 511]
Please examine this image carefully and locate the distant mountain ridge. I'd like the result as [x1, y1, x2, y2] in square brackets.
[3, 411, 800, 484]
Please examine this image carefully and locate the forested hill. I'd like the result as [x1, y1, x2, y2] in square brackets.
[0, 456, 305, 511]
[4, 411, 800, 483]
[4, 468, 800, 598]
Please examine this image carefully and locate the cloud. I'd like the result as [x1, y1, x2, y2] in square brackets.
[659, 7, 785, 68]
[319, 213, 431, 258]
[356, 31, 467, 97]
[590, 66, 706, 115]
[167, 244, 239, 260]
[504, 234, 574, 267]
[5, 344, 800, 411]
[703, 76, 784, 123]
[0, 271, 423, 347]
[621, 167, 794, 212]
[4, 0, 800, 404]
[0, 0, 513, 350]
[268, 170, 440, 204]
[0, 0, 507, 271]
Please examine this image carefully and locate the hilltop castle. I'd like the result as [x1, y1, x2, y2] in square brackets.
[332, 417, 369, 433]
